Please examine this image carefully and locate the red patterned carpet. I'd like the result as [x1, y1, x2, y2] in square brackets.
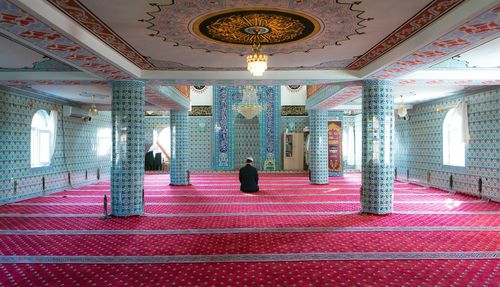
[0, 173, 498, 286]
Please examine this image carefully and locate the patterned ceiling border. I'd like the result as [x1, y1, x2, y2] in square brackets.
[141, 0, 371, 57]
[46, 0, 154, 70]
[307, 84, 327, 98]
[1, 78, 498, 87]
[147, 58, 351, 71]
[347, 0, 465, 70]
[314, 86, 363, 110]
[0, 0, 130, 80]
[41, 0, 368, 71]
[0, 80, 108, 86]
[306, 85, 346, 109]
[0, 58, 78, 72]
[175, 86, 190, 99]
[0, 34, 79, 71]
[146, 79, 355, 87]
[371, 5, 500, 79]
[145, 86, 186, 110]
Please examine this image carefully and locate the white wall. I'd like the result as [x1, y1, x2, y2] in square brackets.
[190, 86, 307, 106]
[280, 86, 307, 106]
[190, 86, 213, 106]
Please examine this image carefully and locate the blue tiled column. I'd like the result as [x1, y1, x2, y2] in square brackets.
[361, 79, 394, 214]
[309, 109, 329, 184]
[111, 80, 145, 216]
[170, 110, 190, 185]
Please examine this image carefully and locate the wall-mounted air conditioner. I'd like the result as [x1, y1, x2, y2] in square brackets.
[63, 106, 91, 121]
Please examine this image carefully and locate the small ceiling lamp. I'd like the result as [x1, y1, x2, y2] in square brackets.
[397, 95, 407, 118]
[89, 95, 99, 116]
[246, 27, 268, 77]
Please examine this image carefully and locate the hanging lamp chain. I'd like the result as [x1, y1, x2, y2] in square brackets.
[252, 28, 262, 54]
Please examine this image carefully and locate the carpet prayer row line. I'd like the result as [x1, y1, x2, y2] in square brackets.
[0, 173, 498, 286]
[0, 231, 498, 256]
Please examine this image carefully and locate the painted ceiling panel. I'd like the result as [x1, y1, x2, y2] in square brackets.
[457, 37, 500, 68]
[68, 0, 436, 71]
[0, 36, 45, 69]
[31, 84, 112, 104]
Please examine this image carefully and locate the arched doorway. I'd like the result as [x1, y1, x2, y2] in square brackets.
[233, 114, 260, 170]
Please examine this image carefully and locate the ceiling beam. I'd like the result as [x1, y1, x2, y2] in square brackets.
[8, 0, 142, 78]
[357, 0, 499, 78]
[0, 71, 99, 81]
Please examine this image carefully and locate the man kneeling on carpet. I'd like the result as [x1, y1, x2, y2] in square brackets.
[239, 157, 259, 192]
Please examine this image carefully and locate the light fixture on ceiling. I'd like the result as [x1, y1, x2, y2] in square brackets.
[397, 95, 407, 118]
[89, 95, 99, 116]
[246, 27, 268, 77]
[234, 86, 264, 119]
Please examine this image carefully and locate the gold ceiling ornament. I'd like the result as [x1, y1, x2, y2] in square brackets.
[206, 13, 303, 45]
[192, 8, 320, 46]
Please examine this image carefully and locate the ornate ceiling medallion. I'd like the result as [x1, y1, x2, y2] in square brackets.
[191, 85, 208, 93]
[192, 8, 320, 46]
[287, 85, 302, 92]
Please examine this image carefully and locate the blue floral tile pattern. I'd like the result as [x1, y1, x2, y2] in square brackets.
[309, 109, 329, 184]
[0, 86, 112, 204]
[170, 110, 190, 184]
[395, 87, 499, 202]
[361, 79, 394, 214]
[111, 80, 145, 216]
[213, 86, 280, 170]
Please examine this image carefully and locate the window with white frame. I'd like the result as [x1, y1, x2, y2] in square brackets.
[342, 125, 355, 166]
[31, 110, 51, 167]
[96, 128, 112, 157]
[442, 108, 465, 166]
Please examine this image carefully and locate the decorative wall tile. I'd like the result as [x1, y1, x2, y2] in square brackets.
[144, 117, 170, 146]
[0, 85, 111, 204]
[110, 80, 145, 216]
[234, 114, 260, 169]
[395, 87, 499, 201]
[309, 109, 328, 184]
[188, 116, 212, 170]
[170, 110, 190, 184]
[361, 80, 394, 214]
[213, 86, 280, 170]
[281, 116, 308, 134]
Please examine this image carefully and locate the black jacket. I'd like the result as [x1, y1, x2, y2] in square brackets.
[239, 164, 259, 192]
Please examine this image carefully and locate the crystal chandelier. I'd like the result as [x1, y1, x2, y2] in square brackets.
[246, 28, 268, 76]
[234, 86, 263, 119]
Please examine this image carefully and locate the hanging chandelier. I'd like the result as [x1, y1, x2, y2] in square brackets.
[397, 95, 407, 118]
[246, 27, 268, 76]
[234, 86, 263, 119]
[89, 95, 99, 116]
